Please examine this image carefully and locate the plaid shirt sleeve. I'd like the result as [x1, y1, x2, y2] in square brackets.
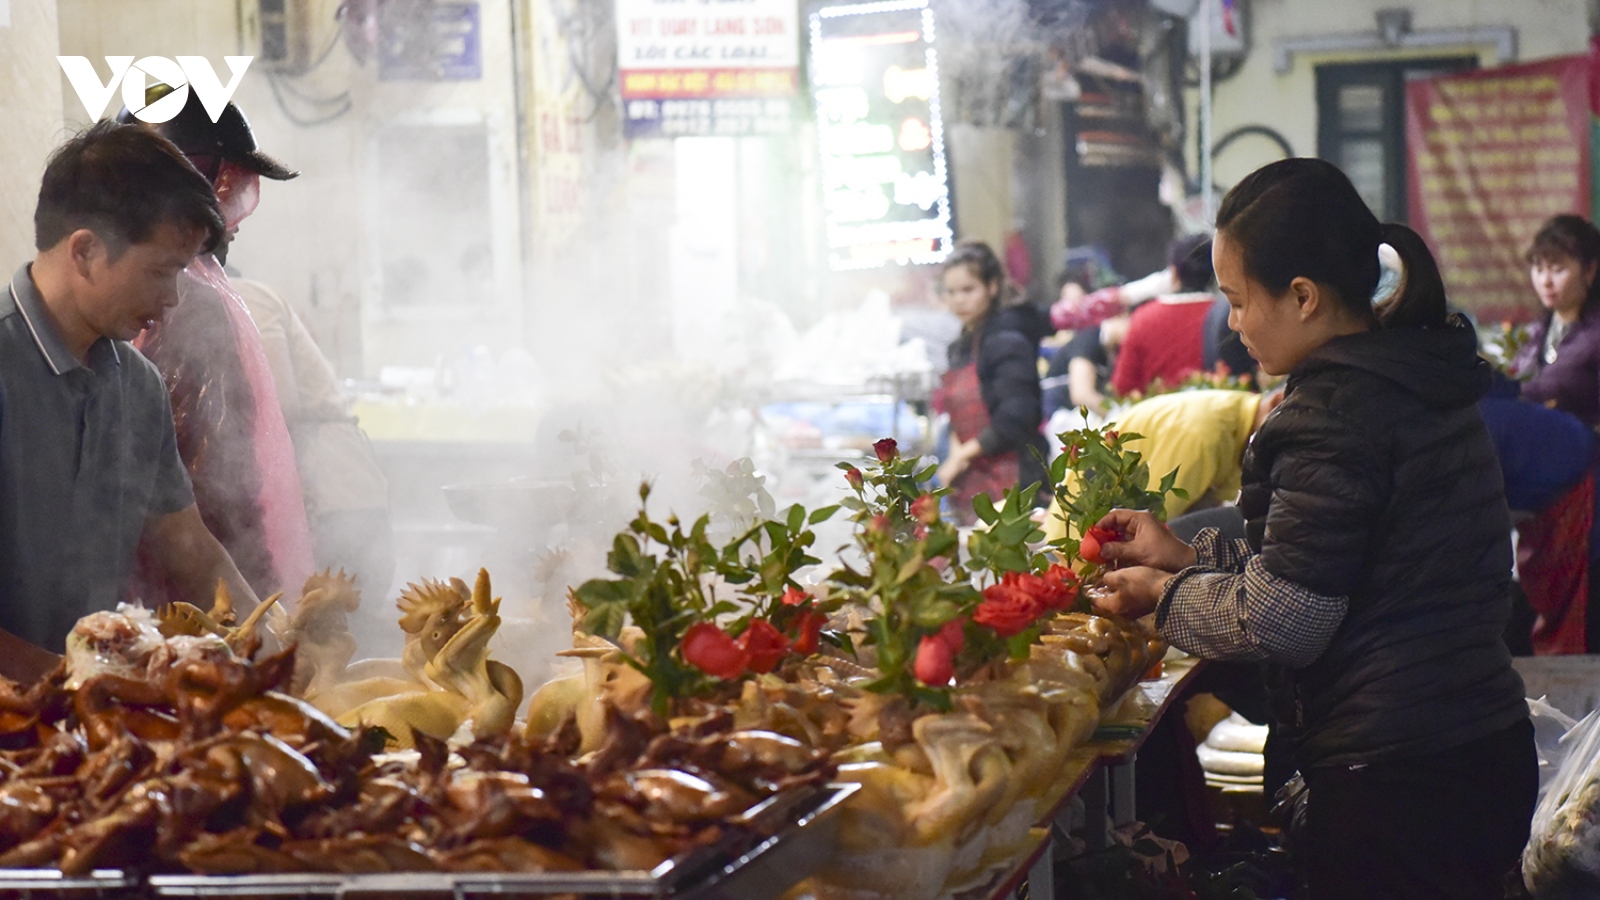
[1155, 528, 1348, 669]
[1190, 526, 1253, 573]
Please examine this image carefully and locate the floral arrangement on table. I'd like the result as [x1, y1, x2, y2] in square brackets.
[1115, 366, 1255, 405]
[536, 427, 1179, 900]
[825, 438, 1082, 710]
[568, 481, 838, 717]
[1479, 319, 1535, 380]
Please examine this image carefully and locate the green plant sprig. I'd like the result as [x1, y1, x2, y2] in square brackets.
[965, 482, 1050, 585]
[572, 483, 724, 716]
[571, 481, 840, 716]
[826, 443, 979, 710]
[717, 500, 840, 633]
[1047, 420, 1185, 584]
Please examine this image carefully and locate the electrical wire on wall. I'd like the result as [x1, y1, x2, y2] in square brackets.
[1188, 123, 1293, 196]
[552, 0, 616, 123]
[265, 1, 356, 127]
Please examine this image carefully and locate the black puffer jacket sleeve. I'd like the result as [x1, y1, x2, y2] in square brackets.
[1252, 402, 1390, 598]
[976, 327, 1044, 456]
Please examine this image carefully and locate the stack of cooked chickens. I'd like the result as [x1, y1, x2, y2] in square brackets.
[0, 561, 1164, 898]
[0, 572, 830, 877]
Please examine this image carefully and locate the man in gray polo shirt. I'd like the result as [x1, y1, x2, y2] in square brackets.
[0, 122, 260, 673]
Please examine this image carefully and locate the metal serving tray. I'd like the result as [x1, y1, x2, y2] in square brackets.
[0, 782, 856, 900]
[0, 867, 141, 898]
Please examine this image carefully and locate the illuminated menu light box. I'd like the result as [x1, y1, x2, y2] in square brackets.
[811, 0, 953, 271]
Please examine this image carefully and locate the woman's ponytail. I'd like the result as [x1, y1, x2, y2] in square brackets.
[1374, 222, 1449, 329]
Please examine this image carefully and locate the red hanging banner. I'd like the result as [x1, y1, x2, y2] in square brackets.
[1406, 55, 1592, 322]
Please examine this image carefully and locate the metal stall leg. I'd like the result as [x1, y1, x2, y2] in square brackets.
[1025, 840, 1056, 900]
[1078, 766, 1110, 850]
[1110, 755, 1137, 828]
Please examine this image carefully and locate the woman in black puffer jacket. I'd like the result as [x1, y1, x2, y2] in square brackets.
[1087, 159, 1533, 899]
[933, 241, 1050, 523]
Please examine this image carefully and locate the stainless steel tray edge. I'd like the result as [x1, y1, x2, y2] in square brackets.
[674, 781, 856, 900]
[133, 782, 857, 899]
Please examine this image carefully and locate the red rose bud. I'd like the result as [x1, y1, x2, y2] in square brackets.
[873, 438, 899, 461]
[1105, 430, 1120, 443]
[868, 513, 890, 536]
[935, 617, 966, 655]
[1079, 533, 1103, 565]
[974, 582, 1047, 637]
[1080, 524, 1121, 565]
[681, 623, 750, 679]
[911, 494, 939, 524]
[1088, 524, 1122, 544]
[791, 610, 827, 655]
[914, 635, 955, 686]
[737, 618, 791, 674]
[781, 586, 809, 607]
[1068, 445, 1080, 462]
[914, 524, 929, 541]
[845, 466, 864, 490]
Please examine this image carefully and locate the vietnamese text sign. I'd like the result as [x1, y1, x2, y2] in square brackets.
[617, 0, 799, 138]
[1406, 56, 1592, 321]
[811, 0, 952, 270]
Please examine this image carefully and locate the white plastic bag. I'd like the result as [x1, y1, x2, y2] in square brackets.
[1524, 705, 1600, 896]
[1530, 697, 1580, 797]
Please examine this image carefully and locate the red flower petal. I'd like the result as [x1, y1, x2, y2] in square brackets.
[737, 618, 791, 674]
[914, 635, 954, 686]
[682, 623, 749, 679]
[935, 617, 966, 655]
[791, 610, 827, 655]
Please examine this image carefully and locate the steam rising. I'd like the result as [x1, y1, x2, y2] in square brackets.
[186, 0, 1080, 684]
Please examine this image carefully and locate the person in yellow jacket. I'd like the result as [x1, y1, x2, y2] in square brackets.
[1045, 388, 1282, 541]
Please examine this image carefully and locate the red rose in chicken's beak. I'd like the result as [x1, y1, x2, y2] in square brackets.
[1041, 564, 1081, 609]
[914, 635, 955, 686]
[737, 618, 791, 674]
[681, 623, 749, 679]
[935, 617, 966, 655]
[974, 580, 1047, 637]
[791, 610, 827, 655]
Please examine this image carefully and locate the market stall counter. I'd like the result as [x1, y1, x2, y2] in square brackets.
[946, 655, 1204, 900]
[0, 422, 1194, 900]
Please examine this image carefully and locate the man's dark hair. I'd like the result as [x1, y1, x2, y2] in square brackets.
[1169, 233, 1214, 293]
[34, 120, 224, 259]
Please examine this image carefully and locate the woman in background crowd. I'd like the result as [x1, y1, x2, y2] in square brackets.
[1516, 214, 1600, 425]
[932, 241, 1050, 522]
[1041, 263, 1130, 420]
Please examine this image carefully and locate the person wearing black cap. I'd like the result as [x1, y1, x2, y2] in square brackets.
[0, 122, 262, 675]
[117, 88, 316, 604]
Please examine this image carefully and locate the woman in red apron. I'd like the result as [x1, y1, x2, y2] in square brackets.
[932, 242, 1050, 525]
